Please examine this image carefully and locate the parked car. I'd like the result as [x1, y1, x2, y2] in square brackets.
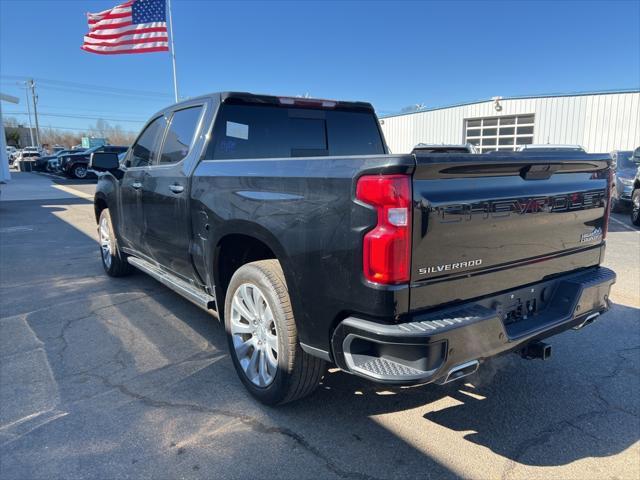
[14, 150, 41, 171]
[33, 149, 79, 172]
[21, 146, 41, 155]
[610, 150, 639, 212]
[517, 144, 586, 152]
[412, 143, 478, 154]
[630, 147, 640, 226]
[60, 145, 127, 179]
[91, 91, 615, 405]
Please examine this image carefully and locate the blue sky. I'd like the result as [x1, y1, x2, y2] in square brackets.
[1, 0, 639, 134]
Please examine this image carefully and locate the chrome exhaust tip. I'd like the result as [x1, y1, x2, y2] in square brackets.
[439, 360, 480, 384]
[573, 312, 600, 330]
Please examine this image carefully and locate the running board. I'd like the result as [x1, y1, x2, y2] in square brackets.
[127, 256, 216, 312]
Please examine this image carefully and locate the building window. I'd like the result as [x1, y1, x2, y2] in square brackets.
[465, 115, 534, 153]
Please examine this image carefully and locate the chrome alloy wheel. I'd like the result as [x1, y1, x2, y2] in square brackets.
[633, 193, 640, 223]
[230, 283, 279, 387]
[99, 216, 112, 269]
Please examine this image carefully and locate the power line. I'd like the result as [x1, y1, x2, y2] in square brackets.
[7, 103, 154, 116]
[2, 80, 171, 102]
[1, 75, 173, 99]
[4, 111, 147, 123]
[38, 125, 140, 134]
[27, 84, 170, 101]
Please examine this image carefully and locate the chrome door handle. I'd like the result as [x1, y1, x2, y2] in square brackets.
[169, 184, 184, 194]
[131, 181, 142, 189]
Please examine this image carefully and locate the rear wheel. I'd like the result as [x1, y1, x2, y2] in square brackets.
[631, 189, 640, 226]
[224, 260, 325, 405]
[98, 209, 133, 277]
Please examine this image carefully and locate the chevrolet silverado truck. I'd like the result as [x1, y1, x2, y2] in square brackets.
[90, 92, 616, 405]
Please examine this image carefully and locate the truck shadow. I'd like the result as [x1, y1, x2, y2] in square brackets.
[304, 302, 640, 469]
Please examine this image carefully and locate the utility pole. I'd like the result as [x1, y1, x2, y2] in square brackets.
[22, 82, 35, 146]
[28, 79, 41, 147]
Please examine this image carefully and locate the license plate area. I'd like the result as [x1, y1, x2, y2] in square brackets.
[491, 283, 556, 327]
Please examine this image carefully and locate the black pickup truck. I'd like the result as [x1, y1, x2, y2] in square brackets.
[90, 92, 616, 405]
[60, 145, 128, 179]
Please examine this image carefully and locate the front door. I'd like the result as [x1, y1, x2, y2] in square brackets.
[118, 115, 167, 253]
[141, 104, 206, 281]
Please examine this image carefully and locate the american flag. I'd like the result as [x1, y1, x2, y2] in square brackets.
[82, 0, 169, 55]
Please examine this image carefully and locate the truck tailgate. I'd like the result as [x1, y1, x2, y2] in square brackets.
[410, 152, 610, 311]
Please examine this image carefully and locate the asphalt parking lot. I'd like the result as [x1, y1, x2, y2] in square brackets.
[1, 172, 638, 480]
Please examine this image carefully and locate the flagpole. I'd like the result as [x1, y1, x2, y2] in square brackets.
[167, 0, 179, 102]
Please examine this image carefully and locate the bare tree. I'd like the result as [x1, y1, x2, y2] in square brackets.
[37, 127, 82, 149]
[88, 118, 136, 145]
[3, 116, 19, 128]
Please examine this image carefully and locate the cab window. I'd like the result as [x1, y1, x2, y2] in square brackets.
[158, 106, 204, 165]
[129, 116, 167, 167]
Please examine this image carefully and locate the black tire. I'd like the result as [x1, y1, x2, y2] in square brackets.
[631, 189, 640, 227]
[72, 163, 88, 179]
[224, 259, 325, 405]
[98, 209, 133, 277]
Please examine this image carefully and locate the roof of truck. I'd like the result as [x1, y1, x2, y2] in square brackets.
[166, 91, 376, 112]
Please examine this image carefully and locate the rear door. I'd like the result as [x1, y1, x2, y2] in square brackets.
[140, 102, 207, 281]
[409, 152, 610, 311]
[118, 115, 167, 251]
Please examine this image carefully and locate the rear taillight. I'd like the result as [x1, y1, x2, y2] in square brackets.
[356, 174, 411, 285]
[603, 167, 613, 239]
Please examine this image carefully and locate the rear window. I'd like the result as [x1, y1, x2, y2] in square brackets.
[207, 104, 384, 160]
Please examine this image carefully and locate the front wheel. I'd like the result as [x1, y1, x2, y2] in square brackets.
[98, 209, 133, 277]
[224, 260, 325, 405]
[631, 189, 640, 227]
[72, 164, 88, 179]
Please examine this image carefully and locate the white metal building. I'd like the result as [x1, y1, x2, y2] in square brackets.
[379, 89, 640, 154]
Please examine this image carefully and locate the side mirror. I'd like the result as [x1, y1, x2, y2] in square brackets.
[89, 152, 120, 171]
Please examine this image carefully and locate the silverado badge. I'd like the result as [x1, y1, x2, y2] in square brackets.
[418, 259, 483, 276]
